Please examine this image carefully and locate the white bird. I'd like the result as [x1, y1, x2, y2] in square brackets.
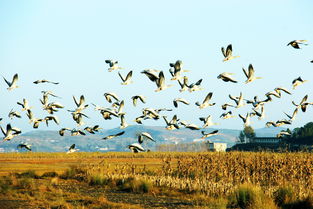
[287, 40, 308, 49]
[17, 143, 32, 151]
[177, 76, 189, 92]
[163, 115, 180, 130]
[169, 60, 189, 80]
[284, 108, 298, 121]
[220, 111, 235, 119]
[221, 44, 239, 62]
[201, 130, 219, 139]
[128, 143, 146, 153]
[67, 144, 79, 153]
[105, 60, 123, 72]
[8, 109, 21, 119]
[119, 113, 128, 129]
[229, 92, 245, 108]
[276, 131, 291, 138]
[195, 92, 215, 109]
[1, 123, 21, 141]
[239, 113, 251, 127]
[3, 73, 19, 90]
[188, 79, 203, 92]
[217, 72, 238, 83]
[199, 115, 218, 128]
[70, 129, 86, 136]
[141, 69, 160, 82]
[252, 105, 265, 120]
[292, 77, 308, 89]
[72, 95, 88, 113]
[104, 92, 120, 103]
[17, 98, 32, 111]
[44, 115, 60, 126]
[138, 132, 155, 143]
[179, 121, 200, 130]
[242, 64, 262, 84]
[26, 110, 45, 129]
[131, 95, 146, 106]
[102, 131, 125, 140]
[33, 79, 59, 85]
[84, 125, 102, 134]
[173, 98, 189, 108]
[155, 71, 173, 92]
[58, 128, 72, 136]
[292, 95, 313, 112]
[118, 70, 133, 85]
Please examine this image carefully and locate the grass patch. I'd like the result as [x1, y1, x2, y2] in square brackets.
[228, 183, 277, 209]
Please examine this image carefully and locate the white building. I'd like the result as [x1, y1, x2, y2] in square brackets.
[207, 142, 227, 152]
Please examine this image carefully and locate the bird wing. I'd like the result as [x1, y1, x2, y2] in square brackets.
[248, 64, 254, 77]
[73, 96, 79, 107]
[203, 92, 213, 103]
[2, 76, 11, 86]
[221, 47, 226, 58]
[12, 74, 18, 85]
[157, 71, 165, 87]
[125, 71, 133, 81]
[69, 144, 75, 150]
[242, 67, 249, 78]
[118, 71, 125, 82]
[300, 95, 308, 104]
[226, 44, 233, 57]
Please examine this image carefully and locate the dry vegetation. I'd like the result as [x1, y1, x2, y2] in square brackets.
[0, 151, 312, 209]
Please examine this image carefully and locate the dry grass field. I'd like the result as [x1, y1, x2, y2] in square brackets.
[0, 152, 312, 209]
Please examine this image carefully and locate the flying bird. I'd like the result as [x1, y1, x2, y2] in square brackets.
[242, 64, 262, 84]
[221, 44, 239, 62]
[67, 144, 79, 153]
[141, 69, 160, 82]
[217, 72, 237, 83]
[104, 92, 120, 103]
[287, 40, 308, 49]
[292, 77, 308, 89]
[229, 92, 245, 108]
[131, 95, 146, 106]
[84, 125, 102, 134]
[105, 60, 123, 72]
[155, 71, 173, 92]
[8, 109, 21, 119]
[17, 144, 32, 151]
[102, 131, 125, 140]
[118, 70, 133, 85]
[33, 79, 59, 85]
[128, 143, 146, 153]
[3, 73, 19, 91]
[195, 92, 215, 109]
[173, 98, 189, 108]
[199, 115, 218, 128]
[201, 130, 219, 139]
[1, 123, 21, 141]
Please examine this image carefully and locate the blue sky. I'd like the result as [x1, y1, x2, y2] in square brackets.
[0, 0, 313, 132]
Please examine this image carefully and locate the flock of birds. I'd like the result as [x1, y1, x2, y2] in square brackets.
[1, 40, 312, 153]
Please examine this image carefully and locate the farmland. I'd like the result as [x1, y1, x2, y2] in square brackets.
[0, 152, 312, 209]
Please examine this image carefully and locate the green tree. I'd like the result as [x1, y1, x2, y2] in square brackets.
[238, 126, 256, 143]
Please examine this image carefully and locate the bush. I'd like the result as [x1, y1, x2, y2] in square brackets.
[60, 166, 87, 181]
[273, 186, 295, 207]
[228, 184, 277, 209]
[118, 177, 152, 193]
[15, 170, 39, 179]
[41, 171, 58, 178]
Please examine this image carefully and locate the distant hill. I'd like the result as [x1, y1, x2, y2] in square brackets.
[0, 125, 284, 152]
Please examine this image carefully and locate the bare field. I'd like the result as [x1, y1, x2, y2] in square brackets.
[0, 152, 312, 209]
